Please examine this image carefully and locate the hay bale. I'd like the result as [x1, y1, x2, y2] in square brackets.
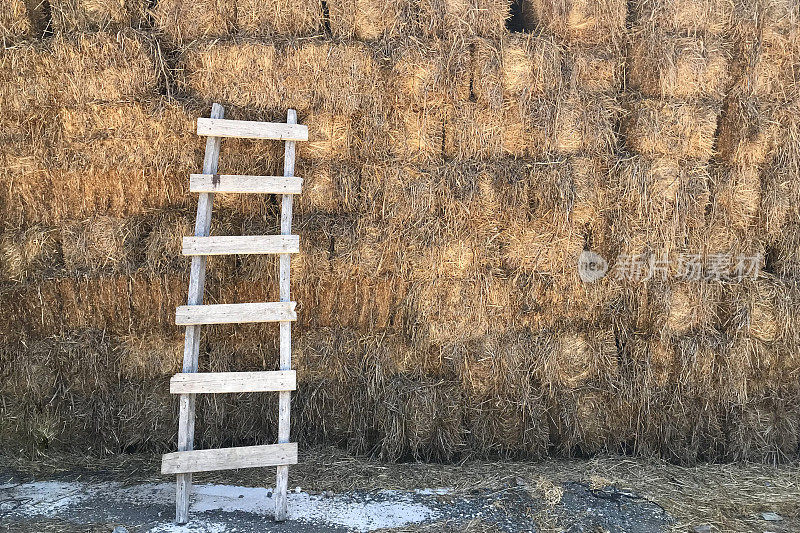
[0, 227, 59, 282]
[420, 0, 511, 39]
[660, 282, 721, 335]
[727, 395, 800, 462]
[760, 142, 800, 237]
[711, 164, 761, 229]
[716, 96, 789, 165]
[235, 0, 324, 37]
[181, 40, 383, 115]
[0, 0, 33, 42]
[570, 156, 610, 225]
[61, 216, 134, 273]
[471, 34, 563, 109]
[770, 221, 800, 278]
[118, 333, 183, 379]
[2, 99, 197, 225]
[609, 156, 710, 227]
[326, 0, 409, 40]
[49, 0, 149, 31]
[730, 28, 799, 100]
[388, 39, 470, 108]
[636, 337, 677, 388]
[143, 211, 192, 273]
[416, 278, 515, 345]
[734, 0, 799, 43]
[632, 0, 733, 35]
[327, 0, 510, 39]
[541, 328, 616, 388]
[444, 93, 618, 159]
[627, 32, 731, 99]
[294, 161, 362, 214]
[553, 92, 620, 154]
[151, 0, 234, 44]
[727, 279, 789, 343]
[374, 376, 465, 461]
[564, 44, 624, 93]
[443, 102, 532, 159]
[156, 0, 325, 44]
[521, 0, 627, 45]
[502, 219, 584, 274]
[465, 392, 549, 458]
[0, 31, 159, 118]
[298, 111, 356, 161]
[386, 105, 445, 162]
[623, 99, 719, 159]
[550, 390, 633, 455]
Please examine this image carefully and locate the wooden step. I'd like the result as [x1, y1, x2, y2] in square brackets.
[170, 370, 296, 394]
[183, 235, 299, 256]
[190, 174, 303, 195]
[176, 302, 297, 326]
[197, 118, 308, 141]
[161, 443, 298, 475]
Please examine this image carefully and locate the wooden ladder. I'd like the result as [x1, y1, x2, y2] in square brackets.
[161, 103, 308, 524]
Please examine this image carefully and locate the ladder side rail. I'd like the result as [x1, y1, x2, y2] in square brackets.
[176, 102, 225, 524]
[275, 109, 297, 522]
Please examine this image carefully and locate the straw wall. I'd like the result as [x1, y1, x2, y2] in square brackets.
[1, 0, 798, 463]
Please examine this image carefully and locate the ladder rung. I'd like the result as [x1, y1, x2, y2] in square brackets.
[161, 443, 298, 475]
[183, 235, 300, 256]
[176, 302, 297, 326]
[190, 174, 303, 194]
[170, 370, 296, 394]
[197, 118, 309, 141]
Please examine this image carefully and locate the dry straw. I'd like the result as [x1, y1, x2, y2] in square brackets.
[0, 0, 33, 42]
[152, 0, 322, 44]
[623, 99, 719, 159]
[2, 0, 800, 463]
[631, 0, 734, 36]
[180, 40, 383, 115]
[627, 31, 731, 99]
[326, 0, 510, 40]
[471, 34, 563, 109]
[521, 0, 627, 45]
[49, 0, 149, 32]
[0, 30, 159, 117]
[2, 99, 199, 225]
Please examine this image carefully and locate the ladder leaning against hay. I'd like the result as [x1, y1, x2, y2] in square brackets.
[161, 103, 307, 524]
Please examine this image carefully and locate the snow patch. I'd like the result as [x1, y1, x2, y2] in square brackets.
[290, 491, 435, 531]
[1, 480, 437, 532]
[0, 481, 91, 516]
[149, 521, 230, 533]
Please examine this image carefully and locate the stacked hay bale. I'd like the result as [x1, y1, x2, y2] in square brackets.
[152, 0, 324, 44]
[0, 0, 798, 463]
[718, 0, 800, 461]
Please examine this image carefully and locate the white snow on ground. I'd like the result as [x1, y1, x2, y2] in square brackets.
[149, 521, 230, 533]
[289, 490, 435, 531]
[0, 481, 91, 516]
[0, 480, 439, 532]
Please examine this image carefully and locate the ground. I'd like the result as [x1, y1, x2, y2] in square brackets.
[0, 447, 797, 532]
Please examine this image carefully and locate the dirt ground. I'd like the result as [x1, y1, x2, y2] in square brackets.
[0, 447, 797, 532]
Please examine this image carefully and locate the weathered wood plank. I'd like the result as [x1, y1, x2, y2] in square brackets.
[176, 302, 297, 325]
[177, 102, 225, 524]
[275, 108, 297, 523]
[162, 443, 298, 475]
[189, 174, 303, 194]
[182, 235, 300, 256]
[197, 118, 308, 141]
[170, 371, 296, 394]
